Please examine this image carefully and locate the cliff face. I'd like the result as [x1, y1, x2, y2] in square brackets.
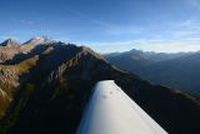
[0, 38, 199, 134]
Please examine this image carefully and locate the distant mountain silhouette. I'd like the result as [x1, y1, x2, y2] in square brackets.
[0, 38, 200, 134]
[106, 49, 200, 98]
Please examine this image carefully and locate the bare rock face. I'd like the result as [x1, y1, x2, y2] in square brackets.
[0, 39, 21, 63]
[0, 38, 199, 134]
[0, 36, 55, 63]
[23, 36, 54, 46]
[0, 39, 20, 47]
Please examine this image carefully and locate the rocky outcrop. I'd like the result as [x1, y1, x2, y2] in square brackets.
[0, 38, 199, 134]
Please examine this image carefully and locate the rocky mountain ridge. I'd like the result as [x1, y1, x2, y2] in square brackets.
[106, 48, 200, 98]
[0, 37, 199, 134]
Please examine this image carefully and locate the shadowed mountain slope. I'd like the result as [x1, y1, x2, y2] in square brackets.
[106, 49, 200, 98]
[0, 38, 199, 134]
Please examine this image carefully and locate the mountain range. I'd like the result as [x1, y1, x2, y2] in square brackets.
[106, 49, 200, 98]
[0, 37, 200, 134]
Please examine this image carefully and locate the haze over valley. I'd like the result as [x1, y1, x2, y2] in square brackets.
[1, 0, 200, 133]
[106, 49, 200, 99]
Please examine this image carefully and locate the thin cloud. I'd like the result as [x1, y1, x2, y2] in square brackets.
[66, 8, 110, 27]
[186, 0, 200, 10]
[105, 26, 143, 35]
[132, 39, 200, 53]
[86, 36, 200, 53]
[0, 35, 18, 41]
[65, 8, 142, 35]
[169, 19, 200, 40]
[19, 19, 36, 26]
[79, 18, 200, 53]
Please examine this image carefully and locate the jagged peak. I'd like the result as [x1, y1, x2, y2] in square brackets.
[23, 36, 55, 46]
[79, 46, 108, 61]
[0, 38, 20, 47]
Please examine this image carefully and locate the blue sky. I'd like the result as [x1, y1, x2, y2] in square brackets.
[0, 0, 200, 53]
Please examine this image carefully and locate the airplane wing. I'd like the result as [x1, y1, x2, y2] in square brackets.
[77, 80, 167, 134]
